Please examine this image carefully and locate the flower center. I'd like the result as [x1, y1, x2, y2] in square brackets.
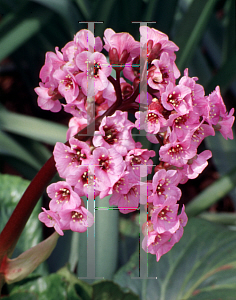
[147, 112, 159, 124]
[156, 183, 165, 195]
[103, 125, 118, 144]
[56, 188, 70, 203]
[71, 211, 83, 222]
[167, 91, 181, 107]
[131, 156, 142, 165]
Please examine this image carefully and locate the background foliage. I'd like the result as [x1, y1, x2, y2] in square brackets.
[0, 0, 236, 299]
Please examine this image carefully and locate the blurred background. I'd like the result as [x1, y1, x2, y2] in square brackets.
[0, 0, 236, 282]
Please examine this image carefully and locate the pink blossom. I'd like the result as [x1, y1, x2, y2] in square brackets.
[75, 51, 111, 96]
[92, 147, 126, 187]
[66, 116, 87, 140]
[38, 208, 64, 236]
[103, 29, 140, 67]
[159, 133, 197, 168]
[215, 108, 235, 140]
[125, 148, 155, 178]
[59, 206, 94, 233]
[167, 111, 200, 141]
[140, 26, 179, 62]
[142, 230, 173, 262]
[34, 82, 61, 112]
[39, 47, 64, 83]
[186, 150, 212, 179]
[66, 165, 100, 198]
[53, 68, 79, 103]
[109, 176, 145, 214]
[161, 82, 192, 115]
[74, 29, 103, 53]
[191, 122, 215, 148]
[150, 197, 180, 234]
[93, 110, 135, 156]
[148, 169, 181, 205]
[148, 52, 180, 91]
[170, 205, 188, 245]
[53, 138, 91, 179]
[47, 181, 81, 212]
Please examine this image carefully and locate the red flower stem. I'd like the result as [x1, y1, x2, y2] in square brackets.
[0, 155, 57, 260]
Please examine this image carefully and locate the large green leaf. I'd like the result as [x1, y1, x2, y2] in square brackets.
[0, 173, 46, 272]
[2, 267, 139, 299]
[0, 131, 42, 170]
[185, 164, 236, 217]
[0, 110, 67, 145]
[0, 1, 53, 62]
[114, 218, 236, 300]
[174, 0, 219, 72]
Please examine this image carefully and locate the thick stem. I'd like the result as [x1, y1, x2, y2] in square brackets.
[0, 155, 57, 260]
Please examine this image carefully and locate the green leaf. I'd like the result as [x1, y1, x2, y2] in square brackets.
[0, 110, 67, 145]
[199, 212, 236, 226]
[0, 131, 42, 170]
[0, 173, 47, 277]
[174, 0, 219, 72]
[0, 1, 53, 62]
[185, 165, 236, 217]
[205, 52, 236, 94]
[205, 131, 236, 208]
[92, 281, 140, 300]
[31, 0, 82, 35]
[4, 266, 139, 299]
[114, 218, 236, 300]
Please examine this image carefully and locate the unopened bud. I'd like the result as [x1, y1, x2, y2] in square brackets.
[148, 43, 162, 63]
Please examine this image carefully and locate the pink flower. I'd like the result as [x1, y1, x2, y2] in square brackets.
[125, 148, 155, 178]
[142, 230, 173, 262]
[34, 82, 61, 112]
[148, 169, 181, 205]
[53, 137, 91, 179]
[190, 122, 215, 148]
[38, 208, 64, 236]
[161, 82, 192, 115]
[59, 206, 94, 233]
[140, 26, 179, 62]
[103, 28, 140, 67]
[39, 47, 64, 83]
[215, 108, 235, 140]
[150, 197, 180, 233]
[66, 116, 87, 140]
[167, 111, 200, 142]
[66, 165, 100, 198]
[53, 68, 79, 103]
[109, 175, 145, 214]
[74, 29, 103, 53]
[159, 133, 197, 168]
[92, 147, 126, 188]
[93, 110, 135, 156]
[170, 205, 188, 245]
[47, 181, 81, 212]
[75, 51, 112, 96]
[148, 52, 180, 91]
[186, 150, 212, 179]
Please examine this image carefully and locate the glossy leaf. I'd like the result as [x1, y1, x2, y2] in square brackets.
[174, 0, 219, 72]
[0, 110, 67, 144]
[114, 218, 236, 300]
[205, 131, 236, 208]
[0, 174, 47, 280]
[3, 266, 139, 300]
[0, 2, 53, 62]
[0, 131, 42, 170]
[185, 164, 236, 217]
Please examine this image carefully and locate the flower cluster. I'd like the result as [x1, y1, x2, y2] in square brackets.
[36, 26, 234, 262]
